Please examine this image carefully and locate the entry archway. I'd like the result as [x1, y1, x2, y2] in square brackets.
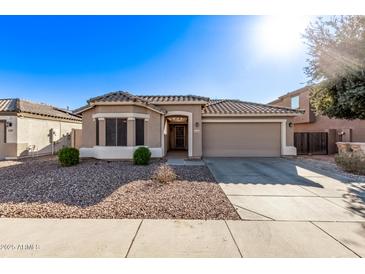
[165, 111, 193, 158]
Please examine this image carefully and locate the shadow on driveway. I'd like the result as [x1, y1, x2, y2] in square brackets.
[204, 157, 324, 188]
[205, 157, 365, 219]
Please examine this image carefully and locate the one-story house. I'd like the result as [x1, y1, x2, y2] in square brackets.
[0, 98, 82, 160]
[75, 91, 301, 159]
[269, 86, 365, 155]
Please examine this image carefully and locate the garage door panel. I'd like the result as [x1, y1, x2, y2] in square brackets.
[202, 122, 281, 157]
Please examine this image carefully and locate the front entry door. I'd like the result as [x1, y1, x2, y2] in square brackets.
[175, 126, 185, 149]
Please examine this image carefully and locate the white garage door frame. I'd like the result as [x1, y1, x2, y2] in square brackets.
[202, 119, 296, 156]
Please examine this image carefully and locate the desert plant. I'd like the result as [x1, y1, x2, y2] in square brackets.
[335, 153, 365, 175]
[58, 147, 79, 167]
[152, 164, 177, 184]
[133, 147, 151, 165]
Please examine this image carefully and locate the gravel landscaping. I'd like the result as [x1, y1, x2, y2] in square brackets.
[0, 156, 239, 220]
[292, 156, 365, 183]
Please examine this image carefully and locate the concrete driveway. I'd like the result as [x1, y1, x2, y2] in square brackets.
[205, 157, 365, 222]
[205, 157, 336, 185]
[204, 157, 365, 257]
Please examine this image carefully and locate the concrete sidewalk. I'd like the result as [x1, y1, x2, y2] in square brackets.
[0, 218, 364, 258]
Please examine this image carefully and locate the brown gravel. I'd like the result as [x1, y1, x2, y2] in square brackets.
[0, 156, 239, 220]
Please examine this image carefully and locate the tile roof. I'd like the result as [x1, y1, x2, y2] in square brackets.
[88, 91, 144, 103]
[0, 99, 17, 112]
[0, 98, 82, 121]
[76, 91, 300, 116]
[88, 91, 208, 104]
[202, 99, 300, 115]
[87, 91, 165, 113]
[139, 95, 210, 103]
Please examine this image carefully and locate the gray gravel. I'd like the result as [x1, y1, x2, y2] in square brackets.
[0, 156, 239, 220]
[291, 156, 365, 183]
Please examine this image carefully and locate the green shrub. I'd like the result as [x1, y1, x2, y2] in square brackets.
[133, 147, 151, 165]
[335, 153, 365, 175]
[58, 147, 80, 167]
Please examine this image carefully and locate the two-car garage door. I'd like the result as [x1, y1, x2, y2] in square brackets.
[202, 122, 281, 157]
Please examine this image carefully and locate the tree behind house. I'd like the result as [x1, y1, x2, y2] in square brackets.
[303, 16, 365, 119]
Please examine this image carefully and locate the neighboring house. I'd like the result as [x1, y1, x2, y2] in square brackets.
[269, 86, 365, 155]
[74, 91, 300, 159]
[0, 99, 82, 160]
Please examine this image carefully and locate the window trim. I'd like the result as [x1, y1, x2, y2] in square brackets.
[92, 113, 149, 119]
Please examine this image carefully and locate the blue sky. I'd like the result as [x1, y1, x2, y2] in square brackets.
[0, 16, 311, 109]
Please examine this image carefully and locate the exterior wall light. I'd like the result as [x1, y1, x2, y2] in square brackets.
[288, 122, 293, 128]
[195, 122, 199, 128]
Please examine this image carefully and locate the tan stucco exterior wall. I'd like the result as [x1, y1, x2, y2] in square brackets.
[71, 129, 83, 149]
[127, 118, 135, 146]
[148, 110, 163, 147]
[272, 89, 315, 124]
[294, 116, 365, 142]
[81, 109, 96, 148]
[286, 117, 295, 146]
[81, 105, 162, 148]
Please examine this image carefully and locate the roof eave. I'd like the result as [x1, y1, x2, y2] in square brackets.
[0, 111, 17, 115]
[150, 101, 208, 105]
[73, 105, 94, 115]
[17, 111, 82, 122]
[202, 113, 302, 117]
[89, 101, 166, 114]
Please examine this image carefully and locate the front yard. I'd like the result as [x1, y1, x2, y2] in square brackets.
[0, 156, 239, 220]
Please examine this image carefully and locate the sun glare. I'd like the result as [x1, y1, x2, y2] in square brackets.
[254, 16, 311, 58]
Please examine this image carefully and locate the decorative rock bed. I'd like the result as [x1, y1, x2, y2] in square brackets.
[337, 142, 365, 155]
[335, 142, 365, 176]
[0, 156, 239, 220]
